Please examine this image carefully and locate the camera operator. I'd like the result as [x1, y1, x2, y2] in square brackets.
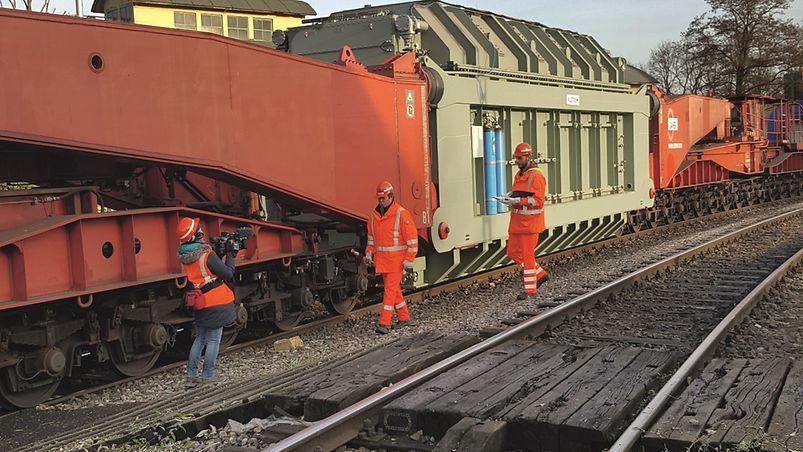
[176, 217, 237, 387]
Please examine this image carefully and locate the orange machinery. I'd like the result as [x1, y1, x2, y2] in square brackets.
[0, 9, 436, 407]
[650, 86, 803, 189]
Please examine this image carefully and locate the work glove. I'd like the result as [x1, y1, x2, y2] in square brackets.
[403, 260, 414, 272]
[499, 196, 519, 206]
[363, 252, 373, 266]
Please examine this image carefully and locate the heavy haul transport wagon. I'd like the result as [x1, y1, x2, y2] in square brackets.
[0, 1, 801, 408]
[282, 1, 655, 279]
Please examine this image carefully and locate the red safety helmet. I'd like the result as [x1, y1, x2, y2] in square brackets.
[176, 217, 201, 243]
[376, 180, 394, 198]
[514, 142, 533, 157]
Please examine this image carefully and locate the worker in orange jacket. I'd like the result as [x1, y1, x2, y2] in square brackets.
[500, 142, 548, 300]
[176, 217, 237, 386]
[364, 181, 418, 334]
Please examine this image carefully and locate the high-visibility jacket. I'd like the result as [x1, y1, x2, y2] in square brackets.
[366, 202, 418, 273]
[509, 165, 546, 234]
[183, 250, 235, 309]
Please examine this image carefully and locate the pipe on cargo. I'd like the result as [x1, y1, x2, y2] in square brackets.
[494, 128, 507, 213]
[483, 129, 498, 215]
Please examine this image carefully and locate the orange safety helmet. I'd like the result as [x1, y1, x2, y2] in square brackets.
[176, 217, 201, 243]
[376, 180, 394, 198]
[514, 142, 533, 157]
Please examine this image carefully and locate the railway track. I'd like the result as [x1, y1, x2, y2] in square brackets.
[261, 206, 803, 452]
[4, 199, 803, 451]
[19, 196, 796, 410]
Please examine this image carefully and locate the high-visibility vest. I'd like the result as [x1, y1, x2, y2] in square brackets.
[509, 166, 546, 234]
[366, 202, 418, 273]
[183, 250, 235, 309]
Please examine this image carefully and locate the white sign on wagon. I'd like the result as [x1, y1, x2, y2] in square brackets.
[566, 94, 580, 106]
[668, 117, 679, 131]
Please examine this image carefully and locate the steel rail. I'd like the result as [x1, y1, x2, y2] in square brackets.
[264, 208, 803, 451]
[7, 200, 797, 446]
[609, 242, 803, 451]
[26, 199, 799, 411]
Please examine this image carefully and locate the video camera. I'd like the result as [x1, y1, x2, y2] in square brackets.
[211, 227, 255, 257]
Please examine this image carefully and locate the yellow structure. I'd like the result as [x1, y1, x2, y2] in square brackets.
[90, 0, 315, 45]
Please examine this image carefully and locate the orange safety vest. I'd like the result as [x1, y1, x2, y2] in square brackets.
[183, 250, 235, 309]
[365, 202, 418, 274]
[509, 166, 546, 234]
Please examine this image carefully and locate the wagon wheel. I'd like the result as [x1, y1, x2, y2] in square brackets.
[323, 287, 357, 316]
[109, 346, 161, 377]
[219, 304, 248, 351]
[219, 326, 239, 351]
[0, 362, 63, 409]
[108, 322, 165, 377]
[273, 296, 303, 332]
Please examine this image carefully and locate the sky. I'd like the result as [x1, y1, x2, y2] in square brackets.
[41, 0, 803, 64]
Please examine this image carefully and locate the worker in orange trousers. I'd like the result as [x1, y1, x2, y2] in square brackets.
[364, 181, 418, 334]
[501, 142, 548, 300]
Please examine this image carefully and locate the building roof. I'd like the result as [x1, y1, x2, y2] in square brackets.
[623, 64, 657, 86]
[91, 0, 316, 16]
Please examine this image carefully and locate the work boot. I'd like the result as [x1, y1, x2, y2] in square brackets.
[201, 376, 219, 385]
[184, 376, 200, 388]
[517, 292, 536, 301]
[375, 325, 391, 335]
[397, 319, 413, 328]
[537, 275, 550, 288]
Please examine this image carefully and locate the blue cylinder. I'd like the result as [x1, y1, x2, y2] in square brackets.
[494, 128, 507, 213]
[483, 129, 498, 215]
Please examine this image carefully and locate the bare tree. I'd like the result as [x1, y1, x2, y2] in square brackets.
[684, 0, 803, 97]
[646, 39, 712, 95]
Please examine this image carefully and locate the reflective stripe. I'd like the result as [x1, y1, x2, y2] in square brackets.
[406, 247, 418, 253]
[377, 245, 407, 252]
[383, 305, 394, 311]
[511, 207, 543, 215]
[406, 239, 417, 245]
[524, 284, 537, 289]
[526, 170, 536, 192]
[179, 218, 197, 241]
[195, 252, 214, 288]
[395, 301, 407, 309]
[523, 269, 537, 275]
[367, 240, 375, 245]
[393, 207, 403, 247]
[523, 276, 537, 282]
[374, 206, 411, 253]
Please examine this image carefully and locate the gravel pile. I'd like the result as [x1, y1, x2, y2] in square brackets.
[33, 200, 803, 451]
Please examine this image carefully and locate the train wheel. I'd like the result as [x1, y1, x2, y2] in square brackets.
[323, 287, 357, 316]
[108, 322, 167, 377]
[109, 348, 161, 377]
[220, 303, 247, 351]
[273, 296, 302, 331]
[273, 313, 301, 331]
[0, 348, 66, 408]
[219, 326, 239, 351]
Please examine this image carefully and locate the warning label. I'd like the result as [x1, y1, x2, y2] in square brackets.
[405, 89, 415, 119]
